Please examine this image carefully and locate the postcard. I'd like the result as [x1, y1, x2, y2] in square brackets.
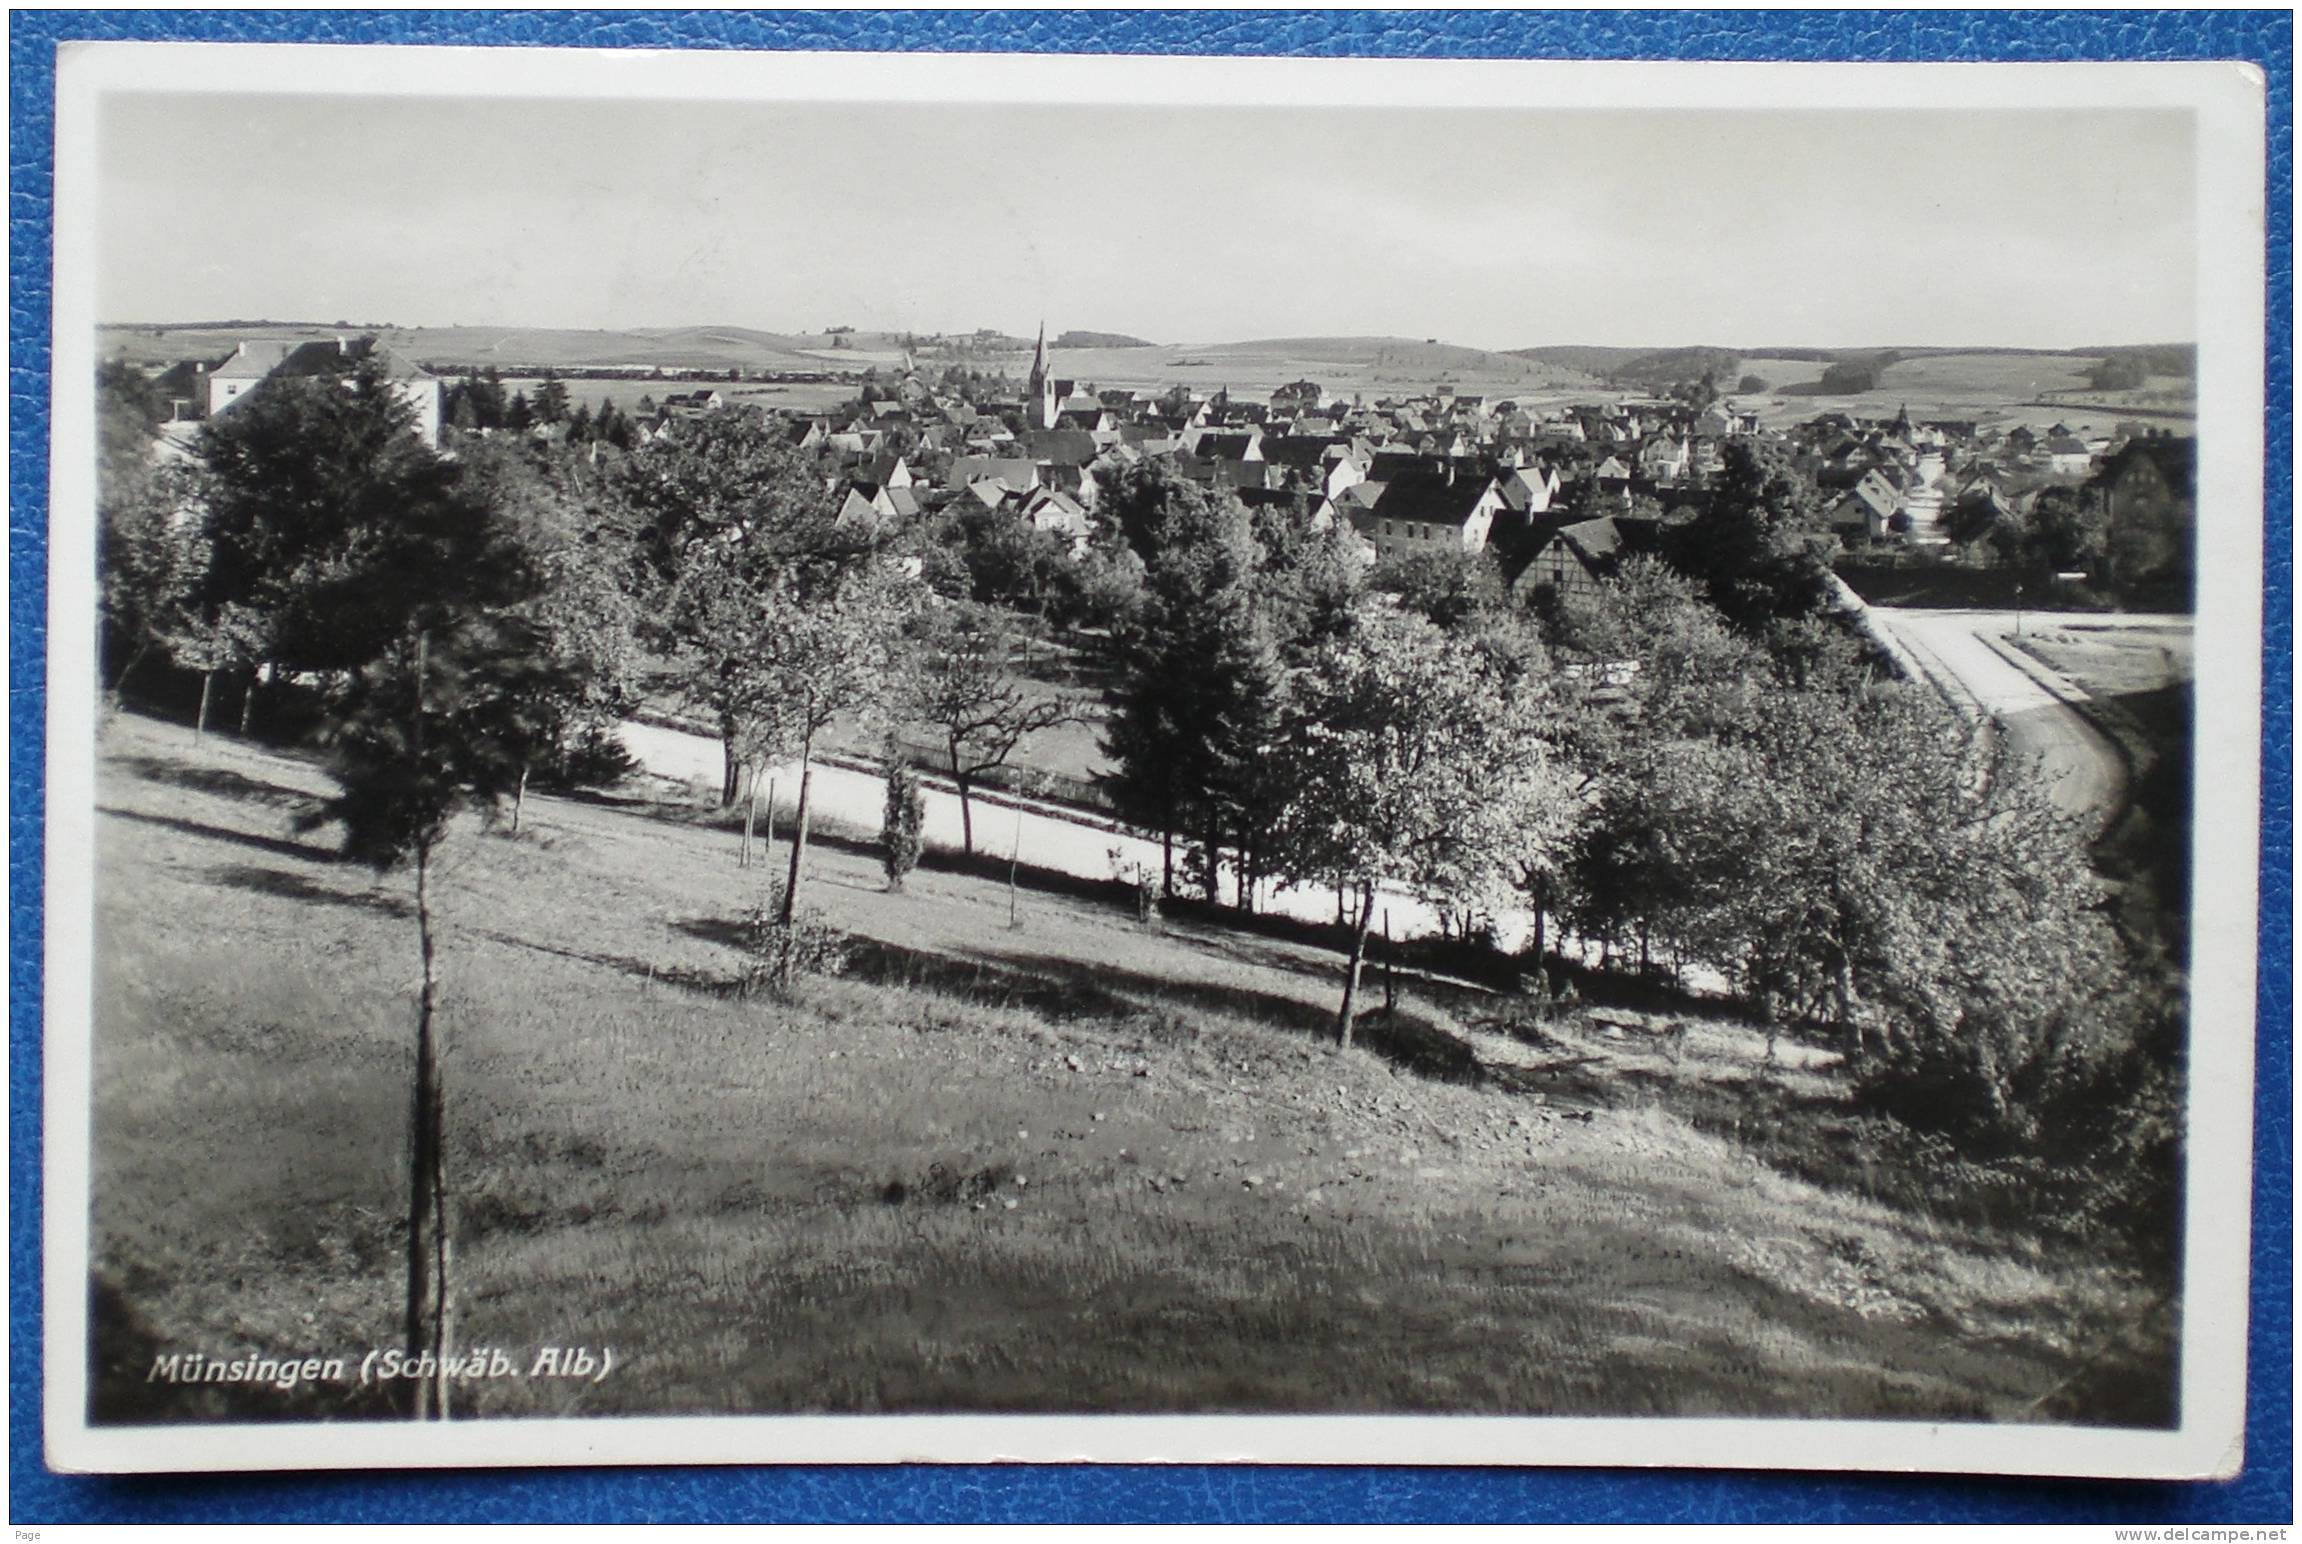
[41, 41, 2266, 1478]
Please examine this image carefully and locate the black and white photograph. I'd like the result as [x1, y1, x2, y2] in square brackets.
[42, 43, 2266, 1477]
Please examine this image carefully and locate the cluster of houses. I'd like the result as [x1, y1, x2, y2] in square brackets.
[1783, 405, 2163, 550]
[132, 328, 2194, 603]
[150, 335, 444, 444]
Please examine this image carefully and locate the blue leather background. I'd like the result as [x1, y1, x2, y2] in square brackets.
[10, 8, 2290, 1525]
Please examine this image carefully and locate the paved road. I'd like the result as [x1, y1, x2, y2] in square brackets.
[1867, 608, 2131, 821]
[615, 719, 1468, 941]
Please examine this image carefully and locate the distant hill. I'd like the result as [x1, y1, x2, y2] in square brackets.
[1170, 336, 1597, 384]
[1054, 330, 1154, 349]
[1508, 344, 1739, 389]
[99, 321, 857, 376]
[1507, 345, 1658, 377]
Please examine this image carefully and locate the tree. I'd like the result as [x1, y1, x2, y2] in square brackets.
[906, 601, 1072, 856]
[300, 613, 553, 1421]
[623, 412, 868, 804]
[1819, 359, 1882, 394]
[1663, 441, 1828, 634]
[1098, 470, 1288, 906]
[97, 360, 166, 494]
[747, 559, 910, 922]
[1264, 609, 1570, 1045]
[268, 395, 548, 1423]
[95, 363, 201, 703]
[948, 504, 1075, 614]
[2021, 485, 2106, 576]
[532, 375, 571, 425]
[98, 460, 206, 706]
[1942, 486, 2013, 550]
[594, 398, 633, 451]
[1369, 546, 1503, 632]
[1242, 495, 1362, 655]
[196, 360, 468, 675]
[456, 438, 643, 826]
[505, 391, 534, 432]
[881, 757, 926, 891]
[1736, 374, 1770, 395]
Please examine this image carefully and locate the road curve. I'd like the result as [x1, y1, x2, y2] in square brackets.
[1866, 608, 2127, 823]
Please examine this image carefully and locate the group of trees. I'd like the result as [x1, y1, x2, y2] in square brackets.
[2085, 348, 2192, 392]
[1080, 446, 2158, 1145]
[1816, 353, 1902, 396]
[1543, 559, 2149, 1145]
[445, 370, 644, 448]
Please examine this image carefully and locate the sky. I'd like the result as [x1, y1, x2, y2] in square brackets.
[94, 94, 2197, 350]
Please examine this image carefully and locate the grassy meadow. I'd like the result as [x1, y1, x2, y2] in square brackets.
[86, 711, 2176, 1426]
[1738, 351, 2194, 436]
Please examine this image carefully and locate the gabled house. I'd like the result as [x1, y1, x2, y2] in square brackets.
[1823, 469, 1902, 543]
[1038, 461, 1100, 510]
[1508, 514, 1663, 604]
[1638, 436, 1692, 483]
[1182, 427, 1264, 461]
[948, 455, 1039, 493]
[1350, 469, 1508, 559]
[1017, 486, 1092, 552]
[203, 339, 299, 418]
[1501, 463, 1557, 515]
[205, 336, 443, 446]
[2041, 434, 2095, 476]
[1171, 453, 1274, 493]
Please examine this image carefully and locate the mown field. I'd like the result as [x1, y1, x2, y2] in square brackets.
[1738, 352, 2193, 436]
[1050, 337, 1600, 398]
[86, 712, 2175, 1425]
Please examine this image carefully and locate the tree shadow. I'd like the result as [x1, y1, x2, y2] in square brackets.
[487, 924, 741, 998]
[208, 863, 410, 917]
[103, 754, 312, 810]
[955, 943, 1489, 1085]
[101, 806, 336, 865]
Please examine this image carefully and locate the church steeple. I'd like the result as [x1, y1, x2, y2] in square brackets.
[1028, 321, 1056, 429]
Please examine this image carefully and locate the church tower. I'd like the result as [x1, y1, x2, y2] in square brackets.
[1027, 322, 1056, 430]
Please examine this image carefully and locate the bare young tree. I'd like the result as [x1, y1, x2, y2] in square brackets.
[907, 601, 1073, 855]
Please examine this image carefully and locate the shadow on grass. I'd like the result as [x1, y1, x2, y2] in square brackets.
[810, 927, 1490, 1087]
[104, 753, 312, 810]
[103, 806, 336, 865]
[472, 926, 740, 998]
[208, 864, 411, 917]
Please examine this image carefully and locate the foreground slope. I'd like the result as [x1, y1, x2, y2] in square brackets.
[87, 714, 2173, 1423]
